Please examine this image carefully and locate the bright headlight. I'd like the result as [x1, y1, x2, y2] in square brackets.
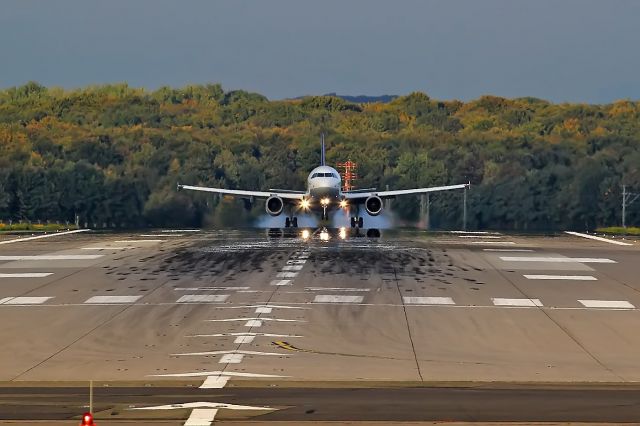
[300, 199, 310, 209]
[320, 231, 330, 241]
[339, 200, 348, 209]
[301, 229, 310, 239]
[321, 198, 330, 206]
[339, 227, 347, 239]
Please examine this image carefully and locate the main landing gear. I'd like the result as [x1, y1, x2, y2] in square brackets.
[285, 217, 298, 228]
[350, 216, 364, 228]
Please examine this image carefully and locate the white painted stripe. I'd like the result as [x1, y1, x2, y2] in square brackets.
[470, 241, 516, 245]
[579, 300, 635, 309]
[524, 275, 597, 281]
[276, 272, 298, 278]
[0, 229, 90, 245]
[255, 307, 272, 314]
[161, 229, 200, 233]
[458, 235, 502, 238]
[483, 249, 534, 252]
[114, 239, 164, 243]
[176, 350, 284, 356]
[403, 296, 455, 305]
[245, 320, 262, 327]
[84, 295, 142, 304]
[281, 264, 304, 271]
[0, 255, 102, 260]
[0, 297, 13, 304]
[492, 298, 543, 307]
[175, 287, 249, 291]
[188, 332, 303, 338]
[81, 247, 133, 250]
[150, 371, 288, 378]
[199, 376, 228, 389]
[235, 335, 255, 344]
[0, 273, 53, 278]
[220, 354, 244, 364]
[450, 231, 496, 234]
[565, 231, 633, 246]
[184, 408, 218, 426]
[500, 256, 616, 263]
[177, 294, 229, 303]
[207, 317, 301, 322]
[134, 402, 271, 411]
[2, 296, 53, 305]
[314, 295, 364, 303]
[222, 304, 306, 310]
[270, 280, 291, 286]
[140, 234, 184, 237]
[306, 287, 370, 292]
[286, 259, 307, 265]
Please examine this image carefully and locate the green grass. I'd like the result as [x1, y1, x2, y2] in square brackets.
[0, 222, 78, 233]
[595, 226, 640, 236]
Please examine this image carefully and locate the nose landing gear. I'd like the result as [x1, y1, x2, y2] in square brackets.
[350, 217, 364, 228]
[285, 217, 298, 228]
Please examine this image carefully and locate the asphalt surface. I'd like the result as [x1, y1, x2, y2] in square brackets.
[0, 227, 639, 424]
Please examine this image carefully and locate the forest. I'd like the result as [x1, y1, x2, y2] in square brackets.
[0, 82, 638, 231]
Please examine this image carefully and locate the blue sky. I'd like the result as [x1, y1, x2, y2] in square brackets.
[1, 0, 639, 103]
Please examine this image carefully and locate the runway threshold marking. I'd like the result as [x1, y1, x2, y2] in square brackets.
[313, 295, 364, 303]
[0, 296, 53, 305]
[0, 273, 53, 278]
[84, 295, 143, 304]
[403, 296, 455, 305]
[578, 300, 635, 309]
[0, 229, 89, 245]
[500, 256, 616, 263]
[565, 231, 634, 246]
[492, 298, 543, 307]
[177, 294, 230, 303]
[524, 275, 597, 281]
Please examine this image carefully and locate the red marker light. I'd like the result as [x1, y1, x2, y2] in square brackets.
[80, 412, 95, 425]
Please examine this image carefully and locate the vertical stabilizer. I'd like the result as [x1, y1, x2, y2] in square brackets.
[320, 133, 326, 166]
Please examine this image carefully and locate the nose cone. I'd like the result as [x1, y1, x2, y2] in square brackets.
[311, 186, 339, 199]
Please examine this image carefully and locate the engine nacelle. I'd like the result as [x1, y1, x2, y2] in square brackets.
[265, 196, 284, 216]
[365, 195, 383, 216]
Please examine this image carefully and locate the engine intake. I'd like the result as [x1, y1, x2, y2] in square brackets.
[265, 196, 284, 216]
[365, 195, 383, 216]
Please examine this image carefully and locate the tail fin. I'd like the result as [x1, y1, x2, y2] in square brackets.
[320, 133, 326, 166]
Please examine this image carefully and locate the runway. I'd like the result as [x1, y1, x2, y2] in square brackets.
[0, 228, 639, 424]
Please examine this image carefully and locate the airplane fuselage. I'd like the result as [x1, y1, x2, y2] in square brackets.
[306, 165, 342, 201]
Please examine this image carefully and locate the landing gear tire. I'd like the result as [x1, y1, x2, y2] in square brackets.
[292, 217, 298, 228]
[350, 217, 356, 228]
[358, 217, 364, 228]
[285, 217, 291, 228]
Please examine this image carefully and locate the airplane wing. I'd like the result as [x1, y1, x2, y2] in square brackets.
[177, 184, 305, 200]
[343, 183, 469, 200]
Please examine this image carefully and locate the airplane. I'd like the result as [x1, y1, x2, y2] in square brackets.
[178, 135, 469, 229]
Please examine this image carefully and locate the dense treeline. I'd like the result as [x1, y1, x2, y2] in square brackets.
[0, 82, 638, 230]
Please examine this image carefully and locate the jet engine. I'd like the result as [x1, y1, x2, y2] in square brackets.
[265, 196, 284, 216]
[365, 195, 383, 216]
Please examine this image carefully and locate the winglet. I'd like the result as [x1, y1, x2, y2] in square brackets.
[320, 133, 326, 166]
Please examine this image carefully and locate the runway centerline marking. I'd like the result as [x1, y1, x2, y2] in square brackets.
[499, 256, 616, 263]
[565, 231, 633, 246]
[0, 296, 53, 305]
[524, 274, 597, 281]
[84, 295, 142, 304]
[199, 376, 228, 389]
[314, 295, 364, 303]
[276, 272, 298, 278]
[403, 296, 455, 305]
[177, 294, 229, 303]
[149, 371, 288, 378]
[174, 350, 284, 357]
[184, 408, 217, 426]
[0, 229, 89, 245]
[219, 354, 243, 364]
[578, 300, 635, 309]
[492, 298, 543, 307]
[281, 264, 304, 271]
[270, 280, 291, 286]
[0, 273, 53, 278]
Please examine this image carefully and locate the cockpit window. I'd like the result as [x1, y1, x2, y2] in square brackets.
[311, 172, 339, 178]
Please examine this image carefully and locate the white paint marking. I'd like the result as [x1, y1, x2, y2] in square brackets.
[81, 246, 133, 250]
[199, 376, 229, 389]
[314, 295, 364, 303]
[483, 249, 534, 252]
[281, 264, 304, 271]
[84, 295, 142, 304]
[492, 298, 543, 307]
[579, 300, 635, 309]
[0, 273, 53, 278]
[177, 295, 229, 303]
[276, 272, 298, 278]
[565, 231, 633, 246]
[0, 297, 13, 304]
[149, 371, 287, 378]
[234, 335, 255, 344]
[270, 280, 291, 286]
[175, 350, 284, 357]
[0, 255, 102, 260]
[0, 229, 90, 245]
[403, 296, 455, 305]
[113, 239, 164, 243]
[255, 307, 272, 314]
[219, 353, 244, 364]
[450, 231, 499, 234]
[133, 401, 272, 410]
[500, 256, 616, 263]
[286, 259, 307, 265]
[458, 235, 502, 239]
[306, 287, 370, 292]
[175, 287, 249, 291]
[140, 234, 184, 237]
[470, 241, 516, 245]
[184, 408, 217, 426]
[245, 320, 262, 327]
[188, 332, 303, 338]
[524, 274, 597, 281]
[161, 229, 200, 233]
[2, 296, 53, 305]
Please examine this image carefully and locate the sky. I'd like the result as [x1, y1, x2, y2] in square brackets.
[1, 0, 639, 103]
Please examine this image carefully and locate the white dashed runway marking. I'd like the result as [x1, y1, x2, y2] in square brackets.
[524, 275, 597, 281]
[286, 259, 307, 265]
[175, 287, 249, 291]
[0, 255, 103, 260]
[314, 295, 364, 303]
[403, 296, 455, 305]
[306, 287, 370, 292]
[492, 298, 543, 307]
[0, 273, 53, 278]
[471, 241, 516, 245]
[276, 272, 298, 278]
[578, 300, 635, 309]
[281, 264, 304, 271]
[219, 354, 244, 364]
[0, 296, 53, 305]
[177, 295, 230, 303]
[245, 320, 262, 327]
[150, 370, 288, 378]
[199, 376, 229, 389]
[255, 307, 272, 314]
[500, 256, 616, 263]
[84, 295, 142, 304]
[184, 408, 218, 426]
[458, 235, 502, 239]
[270, 280, 291, 286]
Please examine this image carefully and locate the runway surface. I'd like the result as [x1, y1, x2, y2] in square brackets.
[0, 227, 639, 424]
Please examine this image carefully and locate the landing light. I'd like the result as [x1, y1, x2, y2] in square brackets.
[301, 229, 310, 239]
[320, 231, 330, 241]
[300, 199, 310, 209]
[339, 200, 348, 209]
[320, 198, 330, 206]
[339, 227, 347, 239]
